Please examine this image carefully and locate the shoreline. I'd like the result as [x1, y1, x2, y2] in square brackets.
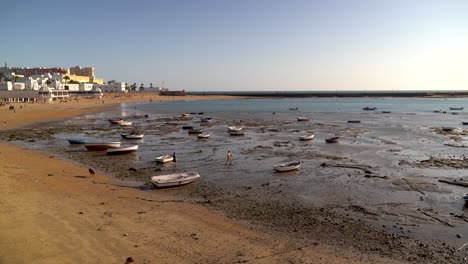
[0, 93, 464, 263]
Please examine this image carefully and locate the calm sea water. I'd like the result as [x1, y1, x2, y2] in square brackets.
[137, 97, 468, 114]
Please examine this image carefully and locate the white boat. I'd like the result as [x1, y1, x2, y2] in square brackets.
[120, 121, 133, 126]
[273, 160, 301, 172]
[106, 145, 138, 155]
[85, 142, 121, 151]
[121, 133, 144, 139]
[297, 116, 310, 121]
[188, 128, 204, 134]
[229, 130, 245, 136]
[197, 134, 210, 139]
[181, 113, 190, 117]
[228, 126, 244, 132]
[109, 118, 124, 124]
[155, 154, 174, 163]
[201, 117, 213, 122]
[151, 172, 200, 187]
[299, 134, 315, 141]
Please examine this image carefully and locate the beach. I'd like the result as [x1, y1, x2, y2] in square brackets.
[0, 94, 467, 263]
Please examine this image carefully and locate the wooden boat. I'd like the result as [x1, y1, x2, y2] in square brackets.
[347, 120, 361, 123]
[325, 137, 339, 143]
[228, 126, 244, 132]
[181, 113, 190, 117]
[120, 121, 132, 126]
[151, 172, 200, 188]
[363, 107, 377, 111]
[188, 128, 204, 134]
[182, 125, 194, 130]
[201, 117, 213, 122]
[273, 161, 301, 172]
[449, 107, 464, 110]
[297, 116, 310, 121]
[121, 133, 144, 139]
[68, 139, 86, 144]
[106, 145, 138, 155]
[229, 130, 245, 136]
[299, 134, 315, 141]
[155, 154, 174, 163]
[109, 118, 124, 124]
[85, 142, 121, 150]
[197, 134, 210, 139]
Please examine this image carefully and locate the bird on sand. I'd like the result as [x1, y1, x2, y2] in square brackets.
[88, 168, 95, 176]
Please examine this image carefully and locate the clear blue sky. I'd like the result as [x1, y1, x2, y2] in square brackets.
[2, 0, 468, 91]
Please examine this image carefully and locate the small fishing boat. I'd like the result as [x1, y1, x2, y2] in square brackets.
[297, 116, 310, 121]
[449, 107, 464, 110]
[197, 134, 210, 139]
[198, 112, 204, 115]
[68, 139, 86, 144]
[201, 117, 213, 122]
[151, 172, 200, 188]
[273, 160, 301, 172]
[181, 113, 190, 117]
[121, 133, 144, 139]
[155, 154, 174, 163]
[299, 134, 315, 141]
[381, 111, 392, 114]
[347, 120, 361, 123]
[441, 127, 455, 132]
[120, 121, 133, 126]
[85, 142, 121, 150]
[106, 145, 138, 155]
[462, 122, 468, 125]
[182, 125, 194, 130]
[464, 194, 468, 203]
[325, 137, 339, 143]
[109, 118, 124, 124]
[228, 126, 244, 132]
[188, 128, 204, 134]
[190, 112, 197, 115]
[229, 130, 245, 136]
[363, 107, 377, 111]
[289, 107, 299, 111]
[433, 110, 442, 113]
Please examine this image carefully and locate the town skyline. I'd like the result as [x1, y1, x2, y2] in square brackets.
[2, 0, 468, 91]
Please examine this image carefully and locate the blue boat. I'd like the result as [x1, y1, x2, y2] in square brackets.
[68, 139, 87, 144]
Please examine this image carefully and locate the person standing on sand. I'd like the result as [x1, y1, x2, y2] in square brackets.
[173, 152, 176, 166]
[226, 150, 232, 165]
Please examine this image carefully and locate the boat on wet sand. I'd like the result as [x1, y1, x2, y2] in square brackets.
[155, 155, 174, 163]
[228, 126, 244, 132]
[297, 116, 310, 121]
[273, 161, 301, 172]
[299, 134, 315, 141]
[229, 130, 245, 136]
[106, 145, 138, 155]
[109, 118, 124, 124]
[121, 133, 144, 139]
[363, 107, 377, 111]
[325, 137, 339, 143]
[197, 134, 210, 139]
[85, 142, 121, 150]
[68, 139, 86, 144]
[120, 121, 133, 126]
[347, 120, 361, 123]
[182, 125, 194, 130]
[188, 128, 204, 134]
[464, 194, 468, 203]
[151, 172, 200, 187]
[450, 107, 464, 110]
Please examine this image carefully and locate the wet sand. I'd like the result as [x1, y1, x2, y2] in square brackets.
[0, 94, 412, 264]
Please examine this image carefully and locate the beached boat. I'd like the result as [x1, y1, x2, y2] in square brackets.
[181, 113, 190, 117]
[85, 142, 121, 150]
[297, 116, 310, 121]
[121, 133, 144, 139]
[347, 120, 361, 123]
[197, 134, 210, 139]
[109, 118, 124, 124]
[289, 107, 299, 111]
[464, 194, 468, 203]
[449, 107, 464, 110]
[462, 122, 468, 125]
[229, 130, 245, 136]
[201, 117, 213, 122]
[228, 126, 244, 132]
[68, 139, 86, 144]
[433, 110, 442, 113]
[188, 128, 204, 134]
[182, 125, 194, 130]
[325, 137, 339, 143]
[106, 145, 138, 155]
[273, 161, 301, 172]
[363, 107, 377, 111]
[299, 134, 315, 141]
[198, 112, 204, 115]
[155, 154, 173, 163]
[151, 172, 200, 188]
[120, 121, 133, 126]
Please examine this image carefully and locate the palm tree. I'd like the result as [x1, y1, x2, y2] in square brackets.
[63, 75, 70, 89]
[13, 75, 20, 83]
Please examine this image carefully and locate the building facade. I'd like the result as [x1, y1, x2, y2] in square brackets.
[69, 66, 95, 77]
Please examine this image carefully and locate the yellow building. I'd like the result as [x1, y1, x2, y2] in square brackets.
[64, 74, 104, 84]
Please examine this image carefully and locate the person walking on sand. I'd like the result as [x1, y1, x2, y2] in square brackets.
[226, 150, 232, 165]
[172, 152, 177, 166]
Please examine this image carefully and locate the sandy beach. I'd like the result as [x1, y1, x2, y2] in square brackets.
[0, 93, 412, 264]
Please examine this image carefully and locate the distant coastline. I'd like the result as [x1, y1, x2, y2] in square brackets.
[188, 90, 468, 98]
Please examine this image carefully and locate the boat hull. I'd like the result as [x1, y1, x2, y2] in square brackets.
[85, 142, 121, 150]
[151, 172, 200, 187]
[155, 155, 173, 163]
[106, 145, 138, 155]
[273, 161, 301, 172]
[121, 134, 144, 139]
[68, 139, 86, 144]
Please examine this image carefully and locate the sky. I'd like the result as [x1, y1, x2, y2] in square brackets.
[2, 0, 468, 91]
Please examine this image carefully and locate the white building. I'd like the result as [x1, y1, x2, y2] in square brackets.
[13, 82, 25, 90]
[99, 82, 126, 92]
[0, 82, 13, 91]
[79, 83, 94, 91]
